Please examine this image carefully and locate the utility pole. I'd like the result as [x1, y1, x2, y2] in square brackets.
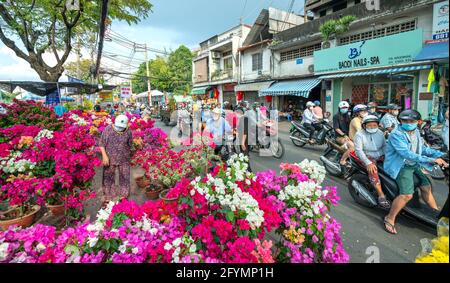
[76, 35, 83, 106]
[145, 43, 151, 106]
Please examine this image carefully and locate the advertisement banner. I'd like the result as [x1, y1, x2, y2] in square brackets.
[314, 29, 423, 74]
[432, 1, 449, 41]
[120, 86, 131, 98]
[45, 89, 60, 106]
[99, 90, 113, 103]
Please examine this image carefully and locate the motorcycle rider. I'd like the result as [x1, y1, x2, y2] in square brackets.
[367, 102, 380, 119]
[380, 103, 401, 133]
[354, 115, 390, 209]
[333, 101, 355, 167]
[349, 104, 368, 140]
[383, 109, 448, 234]
[313, 100, 324, 120]
[302, 101, 321, 144]
[205, 108, 232, 155]
[442, 108, 449, 151]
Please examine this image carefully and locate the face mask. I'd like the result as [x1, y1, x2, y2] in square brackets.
[361, 112, 368, 118]
[369, 108, 376, 113]
[340, 108, 348, 114]
[115, 125, 126, 132]
[366, 128, 378, 134]
[213, 114, 220, 121]
[401, 123, 417, 131]
[392, 111, 399, 116]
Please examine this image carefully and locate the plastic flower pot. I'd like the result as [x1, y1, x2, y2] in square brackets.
[46, 203, 65, 216]
[0, 205, 41, 231]
[159, 189, 178, 203]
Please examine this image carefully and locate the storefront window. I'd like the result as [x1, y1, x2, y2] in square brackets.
[391, 82, 413, 108]
[369, 84, 389, 106]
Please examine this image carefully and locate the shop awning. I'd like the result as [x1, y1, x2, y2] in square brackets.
[414, 41, 449, 62]
[190, 86, 210, 95]
[259, 78, 321, 97]
[235, 81, 274, 92]
[318, 65, 431, 79]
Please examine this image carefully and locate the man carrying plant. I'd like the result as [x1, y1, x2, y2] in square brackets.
[99, 114, 133, 206]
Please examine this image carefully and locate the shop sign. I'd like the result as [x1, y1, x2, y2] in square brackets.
[99, 90, 113, 103]
[419, 92, 434, 100]
[120, 86, 131, 98]
[296, 58, 304, 65]
[314, 29, 423, 74]
[432, 1, 449, 41]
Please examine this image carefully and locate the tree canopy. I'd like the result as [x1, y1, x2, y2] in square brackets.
[0, 0, 153, 82]
[132, 45, 193, 95]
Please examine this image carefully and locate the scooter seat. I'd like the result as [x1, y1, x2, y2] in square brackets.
[377, 165, 424, 198]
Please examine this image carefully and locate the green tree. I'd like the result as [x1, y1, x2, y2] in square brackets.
[168, 45, 193, 95]
[0, 0, 153, 82]
[64, 58, 95, 82]
[132, 56, 171, 94]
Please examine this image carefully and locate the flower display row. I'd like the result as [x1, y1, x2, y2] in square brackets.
[0, 154, 349, 263]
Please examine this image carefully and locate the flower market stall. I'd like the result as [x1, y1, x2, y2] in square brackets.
[0, 99, 349, 263]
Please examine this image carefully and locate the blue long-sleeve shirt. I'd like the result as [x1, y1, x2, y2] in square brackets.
[384, 127, 444, 179]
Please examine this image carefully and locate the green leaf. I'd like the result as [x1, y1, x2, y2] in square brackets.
[225, 210, 235, 222]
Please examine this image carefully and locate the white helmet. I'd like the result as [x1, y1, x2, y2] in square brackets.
[306, 101, 315, 108]
[338, 101, 350, 109]
[115, 114, 129, 130]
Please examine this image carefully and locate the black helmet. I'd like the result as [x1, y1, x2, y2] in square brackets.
[387, 103, 401, 110]
[362, 115, 379, 125]
[398, 109, 421, 121]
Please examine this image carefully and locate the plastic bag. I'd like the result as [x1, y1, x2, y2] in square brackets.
[415, 218, 449, 263]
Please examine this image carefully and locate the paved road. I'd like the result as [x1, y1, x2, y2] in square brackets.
[155, 120, 447, 263]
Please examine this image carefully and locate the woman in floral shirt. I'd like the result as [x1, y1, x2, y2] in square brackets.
[99, 114, 133, 204]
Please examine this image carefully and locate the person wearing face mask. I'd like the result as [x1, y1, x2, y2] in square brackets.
[333, 101, 355, 167]
[354, 115, 390, 209]
[99, 114, 133, 206]
[349, 104, 368, 140]
[302, 101, 321, 144]
[383, 110, 448, 234]
[205, 108, 232, 155]
[367, 102, 380, 119]
[380, 103, 401, 133]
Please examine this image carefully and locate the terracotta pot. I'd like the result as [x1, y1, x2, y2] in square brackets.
[159, 189, 178, 203]
[0, 205, 41, 231]
[46, 203, 65, 216]
[135, 176, 151, 189]
[145, 188, 162, 200]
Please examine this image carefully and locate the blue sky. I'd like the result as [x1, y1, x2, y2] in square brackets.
[0, 0, 305, 81]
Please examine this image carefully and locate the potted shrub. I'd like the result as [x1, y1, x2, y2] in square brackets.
[320, 15, 356, 48]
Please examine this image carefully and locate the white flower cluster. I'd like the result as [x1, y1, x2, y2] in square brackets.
[0, 153, 35, 174]
[278, 182, 329, 219]
[226, 153, 253, 181]
[70, 114, 88, 126]
[34, 129, 54, 142]
[297, 159, 326, 185]
[86, 201, 117, 248]
[164, 235, 197, 263]
[0, 242, 9, 262]
[190, 156, 264, 229]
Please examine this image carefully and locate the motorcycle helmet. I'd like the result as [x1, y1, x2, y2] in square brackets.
[362, 115, 379, 125]
[367, 102, 377, 108]
[387, 103, 401, 110]
[338, 101, 350, 109]
[353, 104, 368, 113]
[398, 109, 421, 121]
[306, 101, 315, 108]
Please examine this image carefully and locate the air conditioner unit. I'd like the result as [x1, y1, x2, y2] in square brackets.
[322, 41, 331, 49]
[308, 64, 314, 73]
[211, 52, 221, 59]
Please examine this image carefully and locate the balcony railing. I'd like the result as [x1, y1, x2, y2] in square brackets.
[211, 69, 233, 81]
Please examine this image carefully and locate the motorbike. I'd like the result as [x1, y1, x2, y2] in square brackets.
[347, 151, 449, 227]
[290, 119, 334, 147]
[320, 137, 351, 178]
[419, 120, 446, 180]
[248, 120, 284, 159]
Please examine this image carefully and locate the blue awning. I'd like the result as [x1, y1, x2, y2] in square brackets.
[259, 78, 321, 97]
[318, 65, 431, 79]
[414, 41, 449, 61]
